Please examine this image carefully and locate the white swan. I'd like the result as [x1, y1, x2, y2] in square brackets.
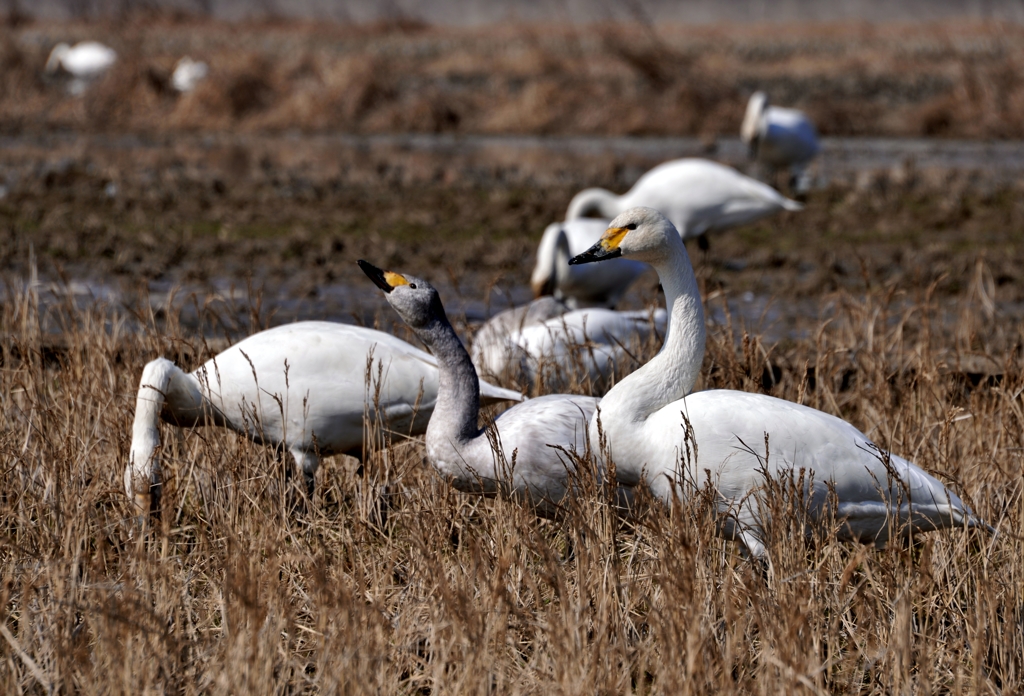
[45, 42, 116, 94]
[741, 91, 820, 192]
[127, 321, 522, 518]
[471, 287, 666, 394]
[360, 260, 623, 517]
[531, 218, 648, 308]
[569, 207, 988, 559]
[565, 158, 802, 243]
[171, 56, 209, 93]
[471, 295, 570, 382]
[483, 305, 667, 394]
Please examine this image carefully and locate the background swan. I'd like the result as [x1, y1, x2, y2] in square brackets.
[741, 91, 820, 193]
[127, 321, 522, 518]
[569, 207, 988, 560]
[45, 41, 116, 94]
[565, 158, 803, 245]
[171, 56, 209, 93]
[471, 295, 570, 381]
[531, 219, 648, 308]
[360, 260, 624, 517]
[476, 305, 667, 394]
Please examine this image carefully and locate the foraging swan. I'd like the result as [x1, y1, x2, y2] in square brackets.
[127, 321, 522, 517]
[360, 260, 623, 517]
[569, 207, 987, 559]
[45, 42, 116, 94]
[565, 158, 802, 243]
[171, 56, 209, 93]
[741, 92, 820, 193]
[531, 219, 648, 308]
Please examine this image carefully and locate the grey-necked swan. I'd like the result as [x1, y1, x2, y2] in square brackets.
[360, 260, 628, 517]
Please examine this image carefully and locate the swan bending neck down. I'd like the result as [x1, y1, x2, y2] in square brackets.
[359, 260, 625, 517]
[127, 321, 523, 520]
[569, 207, 989, 559]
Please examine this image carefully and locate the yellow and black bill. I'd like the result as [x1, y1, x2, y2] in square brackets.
[568, 226, 628, 266]
[357, 259, 409, 294]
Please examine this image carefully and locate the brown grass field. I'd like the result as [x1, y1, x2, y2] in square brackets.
[1, 14, 1024, 695]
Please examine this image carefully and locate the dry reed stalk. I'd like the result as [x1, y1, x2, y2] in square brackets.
[0, 272, 1020, 694]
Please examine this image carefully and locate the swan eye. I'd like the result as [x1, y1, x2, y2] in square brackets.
[409, 283, 417, 289]
[625, 223, 637, 230]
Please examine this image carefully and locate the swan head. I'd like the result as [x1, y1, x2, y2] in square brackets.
[568, 207, 680, 266]
[45, 43, 71, 74]
[358, 260, 444, 330]
[741, 91, 769, 147]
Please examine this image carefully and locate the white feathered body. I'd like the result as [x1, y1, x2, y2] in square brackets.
[566, 159, 802, 240]
[46, 41, 117, 78]
[473, 305, 666, 392]
[427, 394, 600, 515]
[606, 389, 973, 556]
[188, 321, 450, 453]
[756, 106, 820, 170]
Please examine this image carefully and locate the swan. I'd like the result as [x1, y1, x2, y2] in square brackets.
[471, 281, 666, 393]
[478, 305, 667, 394]
[569, 207, 988, 559]
[171, 56, 209, 93]
[471, 295, 570, 382]
[565, 158, 803, 244]
[360, 260, 626, 517]
[741, 91, 820, 193]
[127, 321, 523, 518]
[530, 218, 648, 308]
[45, 41, 116, 94]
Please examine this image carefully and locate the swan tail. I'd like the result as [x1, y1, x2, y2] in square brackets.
[780, 197, 804, 212]
[480, 381, 527, 405]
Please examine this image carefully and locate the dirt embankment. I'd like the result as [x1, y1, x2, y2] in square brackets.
[5, 18, 1024, 139]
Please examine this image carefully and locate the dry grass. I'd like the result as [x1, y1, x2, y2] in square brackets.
[6, 17, 1024, 139]
[0, 261, 1021, 693]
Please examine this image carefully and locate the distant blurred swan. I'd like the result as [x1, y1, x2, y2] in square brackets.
[566, 158, 802, 246]
[171, 56, 209, 93]
[45, 41, 116, 94]
[741, 91, 820, 193]
[530, 219, 648, 308]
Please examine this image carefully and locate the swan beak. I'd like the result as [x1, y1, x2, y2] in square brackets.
[568, 227, 626, 265]
[358, 260, 409, 293]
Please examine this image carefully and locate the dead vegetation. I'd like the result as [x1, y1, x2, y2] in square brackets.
[0, 247, 1021, 692]
[5, 17, 1024, 138]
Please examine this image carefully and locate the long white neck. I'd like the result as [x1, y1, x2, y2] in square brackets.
[595, 234, 705, 467]
[566, 188, 620, 221]
[126, 358, 207, 501]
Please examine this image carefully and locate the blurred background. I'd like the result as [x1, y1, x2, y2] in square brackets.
[4, 0, 1024, 342]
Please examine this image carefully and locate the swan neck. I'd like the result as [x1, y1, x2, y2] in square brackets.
[414, 315, 481, 445]
[567, 188, 617, 220]
[605, 238, 705, 421]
